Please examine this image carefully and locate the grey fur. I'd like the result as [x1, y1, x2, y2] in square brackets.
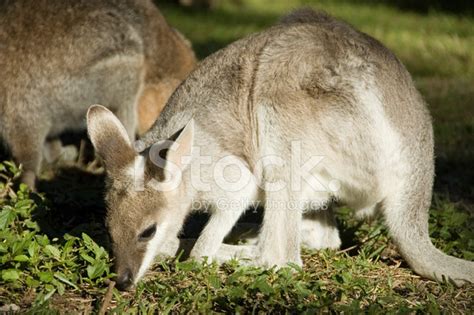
[87, 8, 474, 290]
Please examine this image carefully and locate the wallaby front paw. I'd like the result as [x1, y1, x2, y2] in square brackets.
[301, 225, 341, 250]
[204, 244, 257, 264]
[255, 251, 303, 269]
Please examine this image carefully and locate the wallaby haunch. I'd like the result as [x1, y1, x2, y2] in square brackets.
[87, 9, 474, 290]
[0, 0, 196, 189]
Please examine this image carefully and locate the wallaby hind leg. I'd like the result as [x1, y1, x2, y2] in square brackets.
[382, 176, 474, 285]
[8, 126, 47, 190]
[302, 207, 341, 250]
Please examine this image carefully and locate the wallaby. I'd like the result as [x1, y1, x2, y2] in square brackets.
[87, 8, 474, 290]
[0, 0, 196, 189]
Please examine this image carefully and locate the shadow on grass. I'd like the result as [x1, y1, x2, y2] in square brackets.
[435, 155, 474, 207]
[33, 166, 110, 249]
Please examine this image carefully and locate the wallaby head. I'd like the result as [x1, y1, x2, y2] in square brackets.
[87, 105, 193, 290]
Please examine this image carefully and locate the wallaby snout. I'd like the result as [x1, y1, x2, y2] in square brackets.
[115, 268, 134, 291]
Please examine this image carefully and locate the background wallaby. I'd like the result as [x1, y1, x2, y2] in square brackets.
[87, 8, 474, 290]
[0, 0, 196, 189]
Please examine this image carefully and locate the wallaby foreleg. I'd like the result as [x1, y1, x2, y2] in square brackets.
[190, 202, 248, 260]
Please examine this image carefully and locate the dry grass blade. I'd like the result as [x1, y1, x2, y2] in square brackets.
[98, 280, 115, 315]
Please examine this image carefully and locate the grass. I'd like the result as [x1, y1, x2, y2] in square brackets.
[1, 0, 474, 312]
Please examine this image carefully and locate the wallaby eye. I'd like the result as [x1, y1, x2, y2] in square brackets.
[139, 223, 157, 241]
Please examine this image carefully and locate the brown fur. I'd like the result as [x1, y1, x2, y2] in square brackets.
[137, 79, 183, 135]
[0, 0, 196, 189]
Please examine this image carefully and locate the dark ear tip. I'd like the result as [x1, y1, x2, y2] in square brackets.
[87, 104, 110, 121]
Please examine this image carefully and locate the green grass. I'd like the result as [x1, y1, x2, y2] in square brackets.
[1, 0, 474, 312]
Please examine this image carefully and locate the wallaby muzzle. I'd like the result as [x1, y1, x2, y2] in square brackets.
[115, 268, 134, 291]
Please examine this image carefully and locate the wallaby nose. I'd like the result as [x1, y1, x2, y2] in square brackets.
[116, 268, 133, 291]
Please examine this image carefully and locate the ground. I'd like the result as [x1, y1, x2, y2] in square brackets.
[0, 0, 473, 313]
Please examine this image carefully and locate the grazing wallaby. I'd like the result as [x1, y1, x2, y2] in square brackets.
[0, 0, 196, 189]
[87, 8, 474, 290]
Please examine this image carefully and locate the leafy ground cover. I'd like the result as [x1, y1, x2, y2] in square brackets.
[1, 0, 473, 313]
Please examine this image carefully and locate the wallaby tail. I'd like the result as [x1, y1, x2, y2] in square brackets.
[382, 171, 474, 286]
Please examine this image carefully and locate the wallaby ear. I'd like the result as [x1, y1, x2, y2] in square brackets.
[147, 119, 194, 183]
[87, 105, 136, 172]
[166, 118, 194, 175]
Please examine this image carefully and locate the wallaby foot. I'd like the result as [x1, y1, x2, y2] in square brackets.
[8, 129, 45, 191]
[43, 139, 63, 163]
[301, 209, 341, 250]
[20, 170, 36, 191]
[43, 140, 79, 163]
[160, 237, 257, 265]
[212, 244, 257, 264]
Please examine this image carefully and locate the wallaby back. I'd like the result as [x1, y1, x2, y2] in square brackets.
[0, 0, 196, 188]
